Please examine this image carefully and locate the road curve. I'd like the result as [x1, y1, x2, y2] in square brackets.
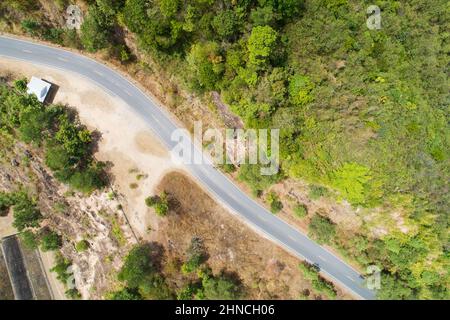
[0, 36, 376, 300]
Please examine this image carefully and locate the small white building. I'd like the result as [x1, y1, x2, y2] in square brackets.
[26, 76, 52, 103]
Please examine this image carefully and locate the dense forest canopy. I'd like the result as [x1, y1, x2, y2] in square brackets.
[0, 0, 448, 299]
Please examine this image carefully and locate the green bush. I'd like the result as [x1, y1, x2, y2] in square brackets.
[309, 185, 329, 200]
[75, 240, 89, 252]
[308, 214, 336, 245]
[293, 203, 307, 218]
[109, 287, 142, 300]
[12, 194, 42, 232]
[266, 191, 283, 213]
[40, 230, 62, 251]
[20, 230, 39, 249]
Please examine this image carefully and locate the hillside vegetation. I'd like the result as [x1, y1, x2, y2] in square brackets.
[0, 0, 448, 299]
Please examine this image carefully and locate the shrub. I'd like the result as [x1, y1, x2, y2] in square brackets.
[266, 191, 283, 213]
[75, 240, 89, 252]
[309, 185, 329, 200]
[14, 78, 28, 92]
[20, 230, 39, 249]
[109, 287, 142, 300]
[293, 203, 307, 218]
[12, 194, 42, 232]
[40, 230, 62, 251]
[308, 214, 336, 245]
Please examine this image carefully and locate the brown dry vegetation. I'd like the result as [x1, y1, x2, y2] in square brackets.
[150, 171, 350, 300]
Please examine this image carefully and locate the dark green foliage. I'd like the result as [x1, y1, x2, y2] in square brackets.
[199, 271, 241, 300]
[118, 244, 156, 288]
[308, 214, 336, 245]
[50, 253, 72, 285]
[13, 78, 27, 92]
[21, 19, 40, 36]
[0, 191, 16, 216]
[117, 243, 174, 299]
[0, 82, 106, 194]
[12, 193, 42, 232]
[80, 5, 114, 52]
[109, 287, 143, 300]
[4, 0, 448, 300]
[65, 288, 82, 299]
[238, 164, 282, 196]
[212, 10, 239, 39]
[298, 262, 337, 299]
[20, 230, 39, 249]
[266, 191, 283, 213]
[40, 229, 62, 251]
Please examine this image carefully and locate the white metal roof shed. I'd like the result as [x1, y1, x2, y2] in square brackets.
[26, 76, 51, 103]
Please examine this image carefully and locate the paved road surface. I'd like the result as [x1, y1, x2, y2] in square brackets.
[0, 36, 376, 300]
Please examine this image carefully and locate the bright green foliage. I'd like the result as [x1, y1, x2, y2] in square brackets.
[308, 214, 336, 245]
[0, 83, 106, 194]
[288, 75, 314, 107]
[145, 192, 169, 216]
[187, 41, 224, 91]
[159, 0, 180, 18]
[247, 25, 278, 68]
[14, 78, 27, 92]
[117, 243, 174, 299]
[75, 240, 90, 252]
[332, 162, 373, 206]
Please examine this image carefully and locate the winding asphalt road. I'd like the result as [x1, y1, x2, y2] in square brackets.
[0, 35, 376, 300]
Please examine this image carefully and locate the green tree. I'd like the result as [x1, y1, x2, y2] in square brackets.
[187, 41, 224, 91]
[212, 10, 239, 39]
[12, 194, 42, 232]
[247, 25, 278, 68]
[288, 75, 314, 107]
[118, 244, 156, 288]
[200, 272, 241, 300]
[80, 6, 113, 52]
